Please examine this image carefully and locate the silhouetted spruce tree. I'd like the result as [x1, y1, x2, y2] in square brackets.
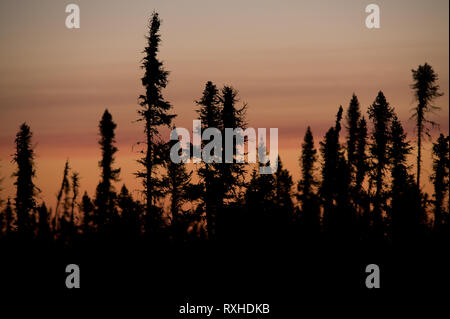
[4, 198, 15, 236]
[59, 163, 72, 243]
[335, 105, 343, 135]
[346, 94, 361, 177]
[245, 164, 276, 241]
[55, 160, 70, 236]
[162, 153, 201, 242]
[13, 123, 37, 236]
[0, 209, 4, 237]
[37, 202, 51, 241]
[71, 172, 79, 226]
[335, 148, 352, 236]
[354, 117, 369, 197]
[243, 139, 280, 240]
[55, 160, 69, 230]
[354, 116, 370, 238]
[0, 162, 4, 208]
[219, 86, 247, 204]
[0, 171, 5, 238]
[246, 156, 294, 242]
[117, 185, 142, 241]
[214, 85, 248, 239]
[368, 91, 394, 239]
[411, 63, 443, 189]
[0, 203, 4, 237]
[197, 81, 222, 129]
[320, 106, 348, 236]
[196, 81, 222, 238]
[81, 191, 94, 234]
[273, 157, 295, 239]
[246, 169, 261, 205]
[67, 171, 80, 240]
[243, 168, 260, 238]
[431, 134, 449, 232]
[320, 127, 337, 232]
[137, 12, 176, 233]
[388, 115, 417, 241]
[345, 94, 368, 218]
[274, 157, 294, 210]
[297, 126, 320, 236]
[95, 109, 120, 232]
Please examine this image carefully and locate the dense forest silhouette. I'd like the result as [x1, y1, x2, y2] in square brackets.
[0, 12, 449, 294]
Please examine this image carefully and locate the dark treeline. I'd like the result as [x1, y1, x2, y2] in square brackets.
[0, 12, 449, 252]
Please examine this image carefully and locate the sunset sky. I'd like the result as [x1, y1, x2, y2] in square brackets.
[0, 0, 448, 205]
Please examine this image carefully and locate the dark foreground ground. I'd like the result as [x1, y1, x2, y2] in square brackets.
[1, 237, 448, 317]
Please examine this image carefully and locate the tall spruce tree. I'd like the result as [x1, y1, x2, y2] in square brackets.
[66, 171, 80, 240]
[297, 126, 320, 235]
[298, 127, 317, 199]
[215, 86, 248, 239]
[274, 157, 294, 212]
[411, 63, 443, 188]
[354, 117, 369, 196]
[244, 141, 278, 241]
[13, 123, 37, 235]
[59, 163, 72, 242]
[346, 94, 361, 177]
[353, 116, 370, 238]
[431, 134, 449, 232]
[196, 81, 222, 238]
[273, 157, 295, 238]
[219, 86, 247, 203]
[55, 161, 69, 216]
[368, 91, 394, 238]
[71, 172, 79, 225]
[320, 106, 346, 235]
[95, 109, 120, 230]
[162, 154, 201, 242]
[55, 160, 70, 233]
[197, 81, 222, 129]
[320, 129, 337, 234]
[388, 115, 416, 241]
[137, 12, 176, 231]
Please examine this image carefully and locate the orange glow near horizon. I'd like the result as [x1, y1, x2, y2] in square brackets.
[0, 0, 448, 205]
